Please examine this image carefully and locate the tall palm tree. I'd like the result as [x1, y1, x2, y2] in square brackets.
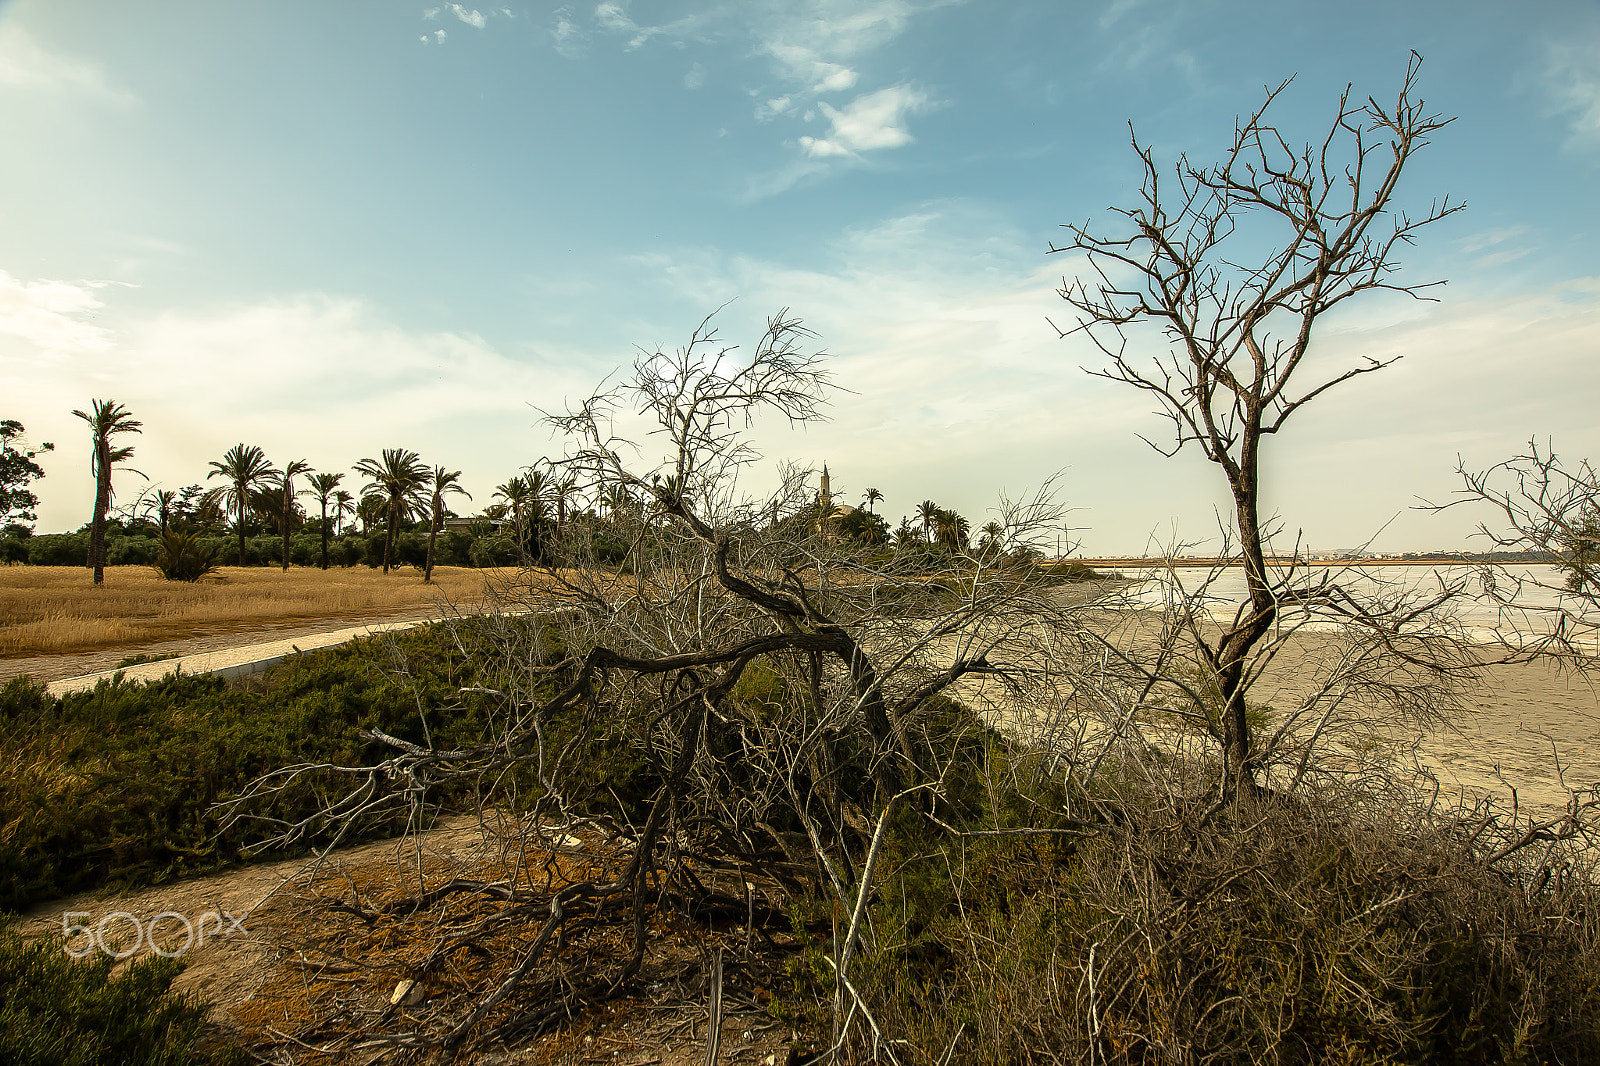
[863, 487, 883, 513]
[979, 520, 1005, 557]
[553, 477, 577, 535]
[72, 399, 143, 585]
[354, 448, 428, 574]
[423, 466, 471, 583]
[276, 459, 313, 571]
[917, 499, 939, 543]
[332, 488, 354, 538]
[208, 444, 278, 567]
[934, 508, 970, 551]
[495, 471, 546, 559]
[308, 472, 344, 570]
[154, 489, 177, 535]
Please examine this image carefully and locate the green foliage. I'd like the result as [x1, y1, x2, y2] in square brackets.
[0, 622, 544, 912]
[0, 420, 53, 534]
[834, 506, 889, 546]
[152, 529, 220, 582]
[0, 920, 241, 1065]
[25, 532, 88, 566]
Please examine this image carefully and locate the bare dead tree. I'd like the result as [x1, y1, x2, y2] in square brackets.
[1050, 53, 1463, 801]
[215, 310, 1093, 1058]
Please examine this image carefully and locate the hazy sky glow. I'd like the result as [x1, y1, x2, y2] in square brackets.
[2, 0, 1597, 553]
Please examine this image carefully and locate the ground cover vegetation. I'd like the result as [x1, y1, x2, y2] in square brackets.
[7, 59, 1600, 1066]
[0, 566, 507, 658]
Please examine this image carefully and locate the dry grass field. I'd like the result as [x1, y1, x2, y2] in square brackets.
[0, 565, 514, 657]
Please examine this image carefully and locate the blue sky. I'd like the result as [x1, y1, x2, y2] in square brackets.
[2, 0, 1597, 553]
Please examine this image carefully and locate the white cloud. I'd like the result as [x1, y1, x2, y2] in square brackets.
[7, 291, 601, 534]
[1545, 30, 1600, 147]
[423, 6, 441, 19]
[619, 208, 1600, 554]
[551, 6, 588, 58]
[756, 95, 793, 120]
[447, 3, 488, 29]
[0, 272, 117, 356]
[0, 23, 136, 107]
[799, 84, 928, 157]
[593, 2, 708, 50]
[685, 61, 708, 90]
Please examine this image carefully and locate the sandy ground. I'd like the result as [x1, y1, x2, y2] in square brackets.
[19, 816, 801, 1066]
[956, 625, 1600, 816]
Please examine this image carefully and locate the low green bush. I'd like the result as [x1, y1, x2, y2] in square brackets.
[0, 620, 563, 912]
[0, 920, 241, 1065]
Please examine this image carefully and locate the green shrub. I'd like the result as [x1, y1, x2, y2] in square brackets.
[0, 622, 554, 912]
[26, 533, 86, 566]
[469, 534, 518, 568]
[152, 530, 220, 582]
[0, 920, 240, 1065]
[105, 535, 160, 567]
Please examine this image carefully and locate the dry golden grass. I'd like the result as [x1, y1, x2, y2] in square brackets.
[0, 565, 516, 657]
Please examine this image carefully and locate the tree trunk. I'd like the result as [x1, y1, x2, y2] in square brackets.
[1215, 430, 1276, 801]
[236, 501, 247, 567]
[320, 499, 330, 570]
[88, 446, 110, 585]
[425, 509, 439, 583]
[383, 502, 396, 574]
[281, 486, 292, 571]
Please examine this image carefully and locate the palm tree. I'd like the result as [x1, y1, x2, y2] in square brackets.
[863, 487, 883, 513]
[209, 444, 278, 569]
[978, 520, 1006, 557]
[332, 488, 355, 538]
[276, 459, 313, 571]
[208, 444, 278, 567]
[308, 472, 344, 570]
[917, 499, 939, 543]
[934, 508, 970, 551]
[354, 448, 428, 574]
[72, 399, 143, 585]
[423, 466, 471, 583]
[495, 471, 546, 559]
[553, 477, 576, 534]
[154, 489, 177, 535]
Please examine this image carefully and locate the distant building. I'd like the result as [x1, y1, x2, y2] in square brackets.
[814, 464, 856, 538]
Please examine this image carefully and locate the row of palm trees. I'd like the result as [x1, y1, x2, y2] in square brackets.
[68, 398, 478, 584]
[68, 397, 991, 585]
[206, 444, 470, 581]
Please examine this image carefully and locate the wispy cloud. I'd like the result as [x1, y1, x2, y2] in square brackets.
[447, 3, 488, 29]
[0, 24, 136, 107]
[593, 2, 711, 51]
[0, 272, 118, 357]
[1545, 28, 1600, 147]
[799, 84, 930, 157]
[685, 61, 708, 90]
[551, 5, 588, 58]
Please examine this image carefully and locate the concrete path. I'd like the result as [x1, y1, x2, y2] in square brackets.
[44, 618, 437, 698]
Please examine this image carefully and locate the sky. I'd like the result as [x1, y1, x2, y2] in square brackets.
[1, 0, 1597, 555]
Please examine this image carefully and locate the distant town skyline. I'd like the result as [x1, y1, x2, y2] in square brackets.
[3, 1, 1597, 554]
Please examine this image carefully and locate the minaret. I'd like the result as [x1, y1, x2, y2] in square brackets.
[818, 463, 832, 511]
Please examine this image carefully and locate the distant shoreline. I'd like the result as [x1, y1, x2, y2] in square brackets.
[1069, 556, 1555, 568]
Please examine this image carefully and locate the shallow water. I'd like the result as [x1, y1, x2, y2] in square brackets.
[1121, 564, 1599, 646]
